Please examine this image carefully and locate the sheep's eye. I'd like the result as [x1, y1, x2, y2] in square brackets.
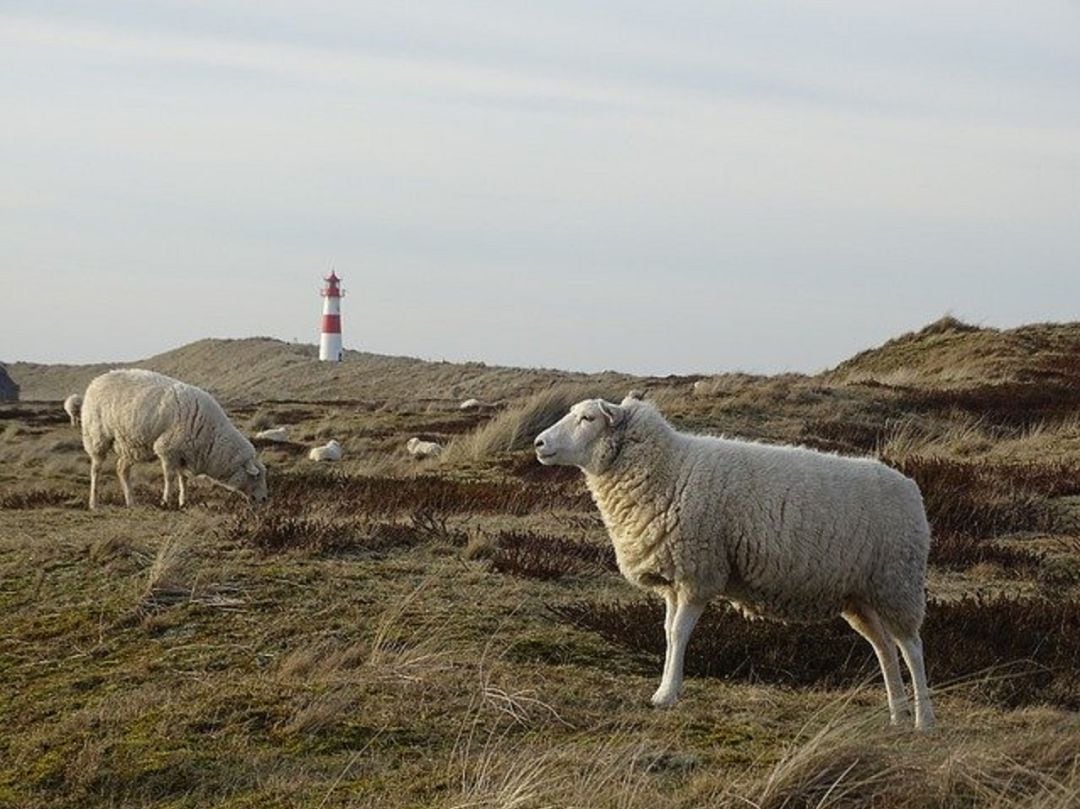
[580, 414, 594, 423]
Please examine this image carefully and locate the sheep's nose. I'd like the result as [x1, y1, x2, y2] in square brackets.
[534, 436, 545, 450]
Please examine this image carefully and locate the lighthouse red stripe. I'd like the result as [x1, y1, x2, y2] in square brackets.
[321, 314, 341, 333]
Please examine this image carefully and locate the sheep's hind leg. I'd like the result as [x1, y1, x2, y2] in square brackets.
[651, 594, 705, 708]
[176, 472, 187, 508]
[895, 633, 935, 732]
[159, 457, 173, 507]
[116, 457, 135, 507]
[842, 604, 910, 726]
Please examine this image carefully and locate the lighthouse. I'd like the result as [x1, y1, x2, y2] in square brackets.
[319, 271, 344, 362]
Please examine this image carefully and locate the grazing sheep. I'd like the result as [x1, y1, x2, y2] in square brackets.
[81, 369, 268, 509]
[535, 395, 935, 730]
[63, 393, 82, 426]
[308, 440, 343, 462]
[406, 437, 443, 459]
[255, 426, 290, 443]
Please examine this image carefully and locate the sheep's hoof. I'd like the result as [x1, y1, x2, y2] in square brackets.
[650, 689, 680, 708]
[887, 710, 913, 729]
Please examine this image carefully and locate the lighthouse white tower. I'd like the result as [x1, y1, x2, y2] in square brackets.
[319, 271, 344, 362]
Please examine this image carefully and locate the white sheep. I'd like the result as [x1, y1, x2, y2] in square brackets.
[308, 439, 343, 462]
[406, 437, 443, 459]
[459, 398, 486, 410]
[535, 396, 935, 730]
[255, 426, 290, 443]
[63, 393, 83, 426]
[81, 369, 268, 509]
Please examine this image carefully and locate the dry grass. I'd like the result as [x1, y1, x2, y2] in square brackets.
[710, 700, 1080, 809]
[2, 326, 1079, 808]
[446, 382, 624, 460]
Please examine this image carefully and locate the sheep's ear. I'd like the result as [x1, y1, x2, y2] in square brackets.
[624, 389, 644, 402]
[245, 459, 261, 477]
[597, 400, 625, 427]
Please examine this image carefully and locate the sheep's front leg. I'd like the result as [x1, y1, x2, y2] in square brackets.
[176, 472, 187, 508]
[651, 591, 677, 705]
[651, 595, 705, 708]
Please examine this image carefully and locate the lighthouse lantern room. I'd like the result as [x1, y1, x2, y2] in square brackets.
[319, 271, 345, 362]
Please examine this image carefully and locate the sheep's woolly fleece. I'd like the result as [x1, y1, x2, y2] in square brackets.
[583, 399, 929, 631]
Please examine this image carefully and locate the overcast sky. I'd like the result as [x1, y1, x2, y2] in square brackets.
[1, 1, 1078, 374]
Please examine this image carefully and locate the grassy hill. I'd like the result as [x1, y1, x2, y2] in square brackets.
[827, 316, 1080, 388]
[11, 317, 1080, 406]
[5, 337, 652, 404]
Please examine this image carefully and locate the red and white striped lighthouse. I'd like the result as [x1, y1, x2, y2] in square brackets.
[319, 271, 344, 362]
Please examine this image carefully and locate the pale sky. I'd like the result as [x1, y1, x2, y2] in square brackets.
[2, 1, 1078, 375]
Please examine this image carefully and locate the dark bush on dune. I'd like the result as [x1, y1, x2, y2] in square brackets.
[799, 418, 887, 454]
[898, 383, 1080, 428]
[488, 531, 617, 580]
[0, 487, 77, 509]
[220, 511, 422, 555]
[929, 533, 1045, 573]
[887, 455, 1060, 538]
[269, 470, 590, 517]
[552, 595, 1080, 709]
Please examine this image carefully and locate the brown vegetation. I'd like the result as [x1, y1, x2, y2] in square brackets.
[2, 320, 1079, 809]
[552, 594, 1080, 709]
[487, 530, 617, 580]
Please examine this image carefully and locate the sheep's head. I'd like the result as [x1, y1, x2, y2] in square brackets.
[535, 398, 626, 474]
[222, 456, 269, 504]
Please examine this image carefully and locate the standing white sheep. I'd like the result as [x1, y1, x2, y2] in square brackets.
[535, 395, 935, 730]
[81, 369, 268, 509]
[308, 439, 343, 462]
[64, 393, 82, 426]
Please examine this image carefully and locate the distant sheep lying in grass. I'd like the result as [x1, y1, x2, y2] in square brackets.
[81, 369, 268, 509]
[459, 398, 490, 411]
[63, 393, 82, 426]
[255, 426, 290, 443]
[406, 437, 443, 460]
[535, 395, 935, 730]
[308, 440, 342, 462]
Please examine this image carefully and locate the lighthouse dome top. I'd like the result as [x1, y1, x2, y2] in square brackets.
[320, 270, 344, 298]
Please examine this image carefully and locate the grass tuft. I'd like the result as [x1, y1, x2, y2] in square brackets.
[446, 382, 622, 460]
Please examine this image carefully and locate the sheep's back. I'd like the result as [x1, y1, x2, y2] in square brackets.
[683, 439, 928, 621]
[83, 371, 187, 457]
